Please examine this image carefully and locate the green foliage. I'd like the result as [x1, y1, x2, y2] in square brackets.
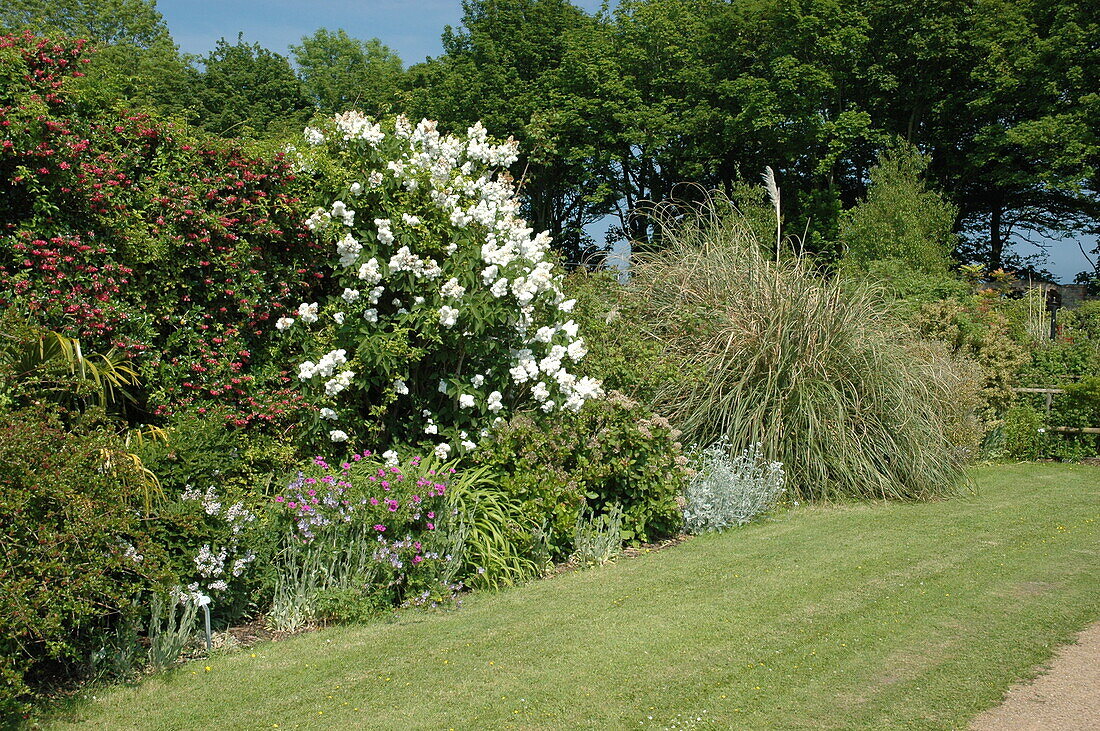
[0, 318, 138, 411]
[191, 35, 313, 139]
[563, 269, 700, 404]
[1048, 376, 1100, 457]
[1001, 404, 1044, 461]
[840, 142, 958, 273]
[475, 393, 688, 553]
[292, 29, 404, 117]
[1017, 300, 1100, 387]
[444, 468, 539, 589]
[0, 408, 171, 721]
[136, 412, 299, 499]
[635, 193, 970, 501]
[912, 294, 1028, 422]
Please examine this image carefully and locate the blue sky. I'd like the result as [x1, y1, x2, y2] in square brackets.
[153, 0, 1094, 280]
[156, 0, 610, 65]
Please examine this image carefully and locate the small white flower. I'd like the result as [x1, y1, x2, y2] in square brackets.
[434, 442, 452, 460]
[320, 407, 338, 421]
[329, 429, 349, 442]
[458, 394, 476, 409]
[382, 449, 399, 467]
[393, 379, 409, 395]
[333, 312, 345, 325]
[275, 316, 294, 331]
[439, 305, 459, 328]
[297, 302, 319, 324]
[531, 381, 550, 402]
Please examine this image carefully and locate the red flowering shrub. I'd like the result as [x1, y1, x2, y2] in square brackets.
[0, 32, 328, 428]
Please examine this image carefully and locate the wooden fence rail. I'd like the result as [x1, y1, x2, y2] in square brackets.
[1011, 386, 1099, 434]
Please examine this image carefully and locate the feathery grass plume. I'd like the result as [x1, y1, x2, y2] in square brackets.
[761, 166, 781, 262]
[632, 191, 969, 501]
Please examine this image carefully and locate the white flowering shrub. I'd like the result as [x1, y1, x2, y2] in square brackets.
[278, 113, 601, 453]
[174, 485, 257, 605]
[683, 439, 785, 533]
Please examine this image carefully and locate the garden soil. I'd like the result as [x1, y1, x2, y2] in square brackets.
[970, 621, 1100, 730]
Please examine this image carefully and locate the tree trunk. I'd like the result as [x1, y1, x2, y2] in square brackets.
[989, 205, 1004, 270]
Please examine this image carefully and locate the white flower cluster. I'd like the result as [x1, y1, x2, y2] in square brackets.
[334, 111, 384, 147]
[278, 113, 602, 451]
[180, 487, 257, 597]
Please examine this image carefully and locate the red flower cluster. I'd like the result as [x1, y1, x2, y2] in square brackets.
[1, 32, 328, 428]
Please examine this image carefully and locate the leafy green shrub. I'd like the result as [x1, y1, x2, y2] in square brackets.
[563, 269, 702, 404]
[1016, 299, 1100, 387]
[683, 440, 785, 533]
[839, 142, 958, 274]
[634, 193, 969, 501]
[475, 392, 688, 553]
[1045, 377, 1100, 459]
[1001, 404, 1045, 461]
[0, 409, 171, 722]
[912, 294, 1028, 423]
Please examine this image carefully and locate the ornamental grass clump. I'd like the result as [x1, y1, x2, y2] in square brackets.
[634, 193, 969, 501]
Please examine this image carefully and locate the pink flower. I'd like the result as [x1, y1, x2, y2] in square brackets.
[373, 524, 386, 532]
[275, 496, 285, 503]
[426, 523, 435, 530]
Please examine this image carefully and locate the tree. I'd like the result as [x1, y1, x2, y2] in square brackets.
[0, 0, 195, 116]
[192, 35, 313, 138]
[840, 142, 958, 273]
[864, 0, 1100, 271]
[405, 0, 613, 263]
[292, 28, 404, 117]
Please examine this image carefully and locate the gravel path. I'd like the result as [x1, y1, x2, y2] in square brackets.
[970, 622, 1100, 730]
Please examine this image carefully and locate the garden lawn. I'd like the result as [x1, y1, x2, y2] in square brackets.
[49, 463, 1100, 729]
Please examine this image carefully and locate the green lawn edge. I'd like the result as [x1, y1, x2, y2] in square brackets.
[46, 463, 1100, 730]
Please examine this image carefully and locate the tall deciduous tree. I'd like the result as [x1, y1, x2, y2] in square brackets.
[192, 35, 313, 138]
[405, 0, 614, 263]
[865, 0, 1100, 271]
[0, 0, 194, 115]
[291, 28, 404, 117]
